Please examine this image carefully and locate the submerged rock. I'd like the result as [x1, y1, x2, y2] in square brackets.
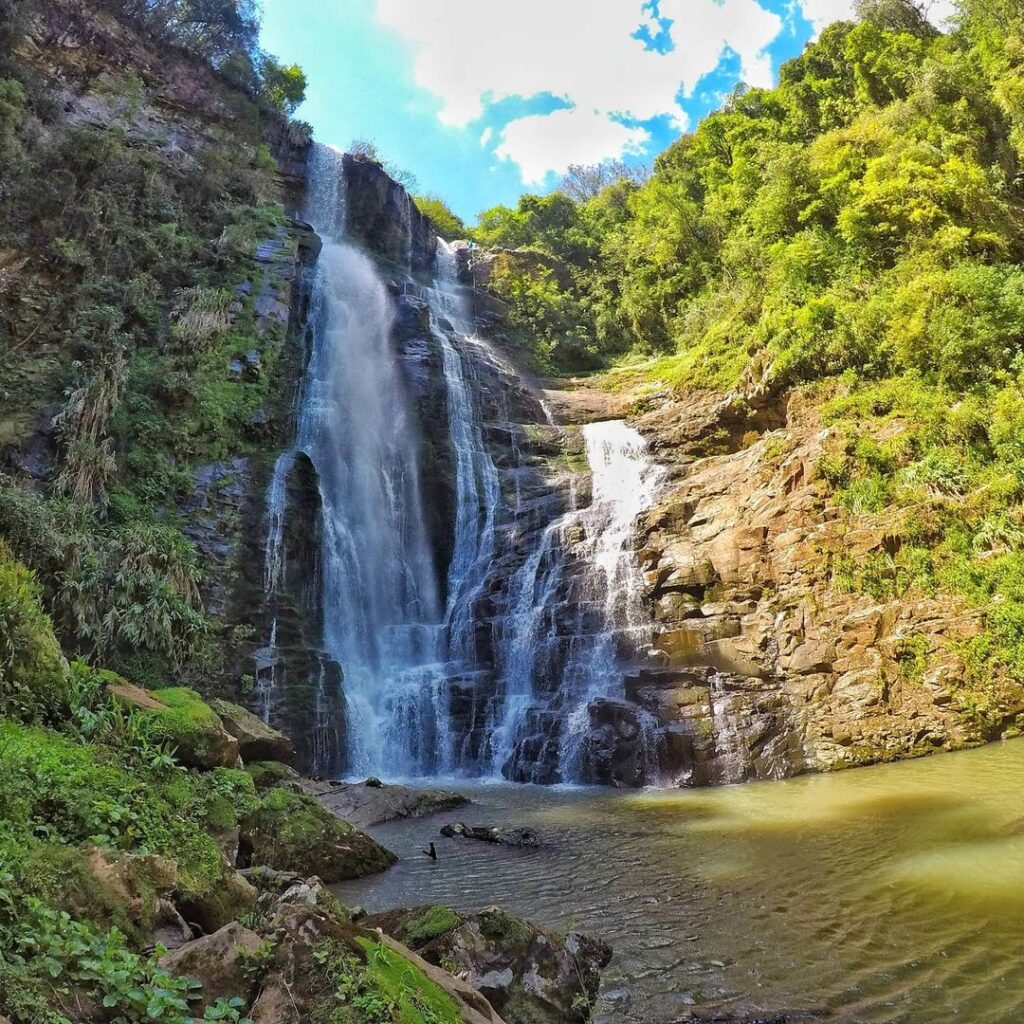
[368, 904, 611, 1024]
[440, 823, 542, 848]
[673, 1013, 823, 1023]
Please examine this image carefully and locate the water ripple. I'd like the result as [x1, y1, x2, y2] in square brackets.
[335, 742, 1024, 1024]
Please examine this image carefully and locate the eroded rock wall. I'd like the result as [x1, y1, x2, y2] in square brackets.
[629, 390, 1024, 780]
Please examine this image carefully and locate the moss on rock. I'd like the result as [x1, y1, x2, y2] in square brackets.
[210, 696, 294, 763]
[241, 788, 396, 882]
[245, 758, 300, 790]
[108, 683, 239, 769]
[390, 904, 462, 946]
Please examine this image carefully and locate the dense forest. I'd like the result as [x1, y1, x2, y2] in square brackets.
[469, 0, 1024, 708]
[0, 0, 310, 691]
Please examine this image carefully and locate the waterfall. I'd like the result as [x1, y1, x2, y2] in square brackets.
[488, 420, 665, 784]
[258, 144, 443, 777]
[262, 143, 669, 785]
[557, 421, 666, 781]
[309, 196, 443, 775]
[253, 448, 295, 722]
[429, 244, 501, 665]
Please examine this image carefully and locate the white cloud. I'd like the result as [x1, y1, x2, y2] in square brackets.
[797, 0, 856, 35]
[496, 107, 653, 185]
[374, 0, 782, 180]
[796, 0, 958, 36]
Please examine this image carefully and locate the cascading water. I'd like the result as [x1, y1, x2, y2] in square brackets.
[487, 420, 666, 784]
[263, 143, 668, 784]
[557, 421, 667, 780]
[309, 247, 442, 771]
[263, 144, 443, 776]
[253, 448, 295, 722]
[429, 244, 501, 665]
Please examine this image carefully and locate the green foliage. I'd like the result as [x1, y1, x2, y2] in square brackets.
[68, 662, 181, 772]
[258, 55, 307, 116]
[0, 718, 245, 899]
[473, 4, 1024, 382]
[0, 898, 252, 1024]
[820, 367, 1024, 691]
[242, 788, 355, 869]
[309, 938, 462, 1024]
[413, 195, 467, 241]
[0, 480, 207, 670]
[395, 906, 461, 946]
[146, 685, 226, 744]
[0, 543, 69, 724]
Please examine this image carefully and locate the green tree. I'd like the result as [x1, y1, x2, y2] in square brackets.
[414, 195, 467, 240]
[258, 55, 307, 115]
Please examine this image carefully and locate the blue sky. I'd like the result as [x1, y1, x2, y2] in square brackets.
[259, 0, 861, 224]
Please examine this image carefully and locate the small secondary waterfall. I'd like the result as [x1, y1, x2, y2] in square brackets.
[253, 447, 295, 722]
[487, 421, 666, 784]
[558, 422, 667, 779]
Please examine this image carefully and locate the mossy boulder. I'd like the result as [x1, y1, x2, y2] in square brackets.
[0, 542, 69, 724]
[159, 921, 262, 1013]
[240, 788, 396, 882]
[109, 682, 239, 769]
[246, 902, 499, 1024]
[176, 866, 257, 935]
[245, 759, 300, 791]
[0, 720, 252, 927]
[210, 697, 294, 763]
[369, 905, 612, 1024]
[84, 848, 178, 926]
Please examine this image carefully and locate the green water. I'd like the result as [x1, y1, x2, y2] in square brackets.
[336, 741, 1024, 1022]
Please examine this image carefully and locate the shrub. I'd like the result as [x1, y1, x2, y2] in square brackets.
[0, 542, 69, 724]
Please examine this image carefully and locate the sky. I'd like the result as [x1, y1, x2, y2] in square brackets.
[259, 0, 950, 224]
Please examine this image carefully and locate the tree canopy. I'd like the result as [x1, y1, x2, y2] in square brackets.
[94, 0, 306, 115]
[476, 0, 1024, 383]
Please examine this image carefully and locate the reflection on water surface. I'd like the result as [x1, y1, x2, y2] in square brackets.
[335, 741, 1024, 1023]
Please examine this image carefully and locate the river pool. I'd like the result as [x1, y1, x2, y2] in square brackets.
[334, 741, 1024, 1023]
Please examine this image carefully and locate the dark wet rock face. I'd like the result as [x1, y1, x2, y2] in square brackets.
[343, 154, 437, 272]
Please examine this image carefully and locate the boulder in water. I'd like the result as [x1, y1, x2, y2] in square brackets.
[440, 822, 541, 848]
[299, 778, 467, 829]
